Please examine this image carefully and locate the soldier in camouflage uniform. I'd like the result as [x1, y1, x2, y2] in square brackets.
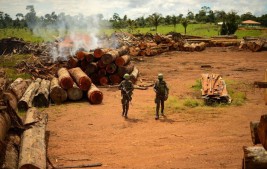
[154, 73, 169, 120]
[118, 73, 134, 118]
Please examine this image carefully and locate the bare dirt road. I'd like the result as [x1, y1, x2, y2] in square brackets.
[45, 47, 267, 169]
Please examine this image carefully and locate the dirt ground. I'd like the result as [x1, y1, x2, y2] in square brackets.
[45, 47, 267, 169]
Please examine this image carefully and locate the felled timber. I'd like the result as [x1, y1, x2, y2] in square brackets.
[118, 63, 134, 77]
[99, 76, 109, 86]
[58, 68, 74, 90]
[97, 59, 107, 69]
[76, 50, 88, 60]
[67, 82, 83, 101]
[106, 63, 117, 74]
[1, 133, 20, 169]
[250, 121, 260, 145]
[32, 79, 50, 107]
[115, 54, 131, 67]
[18, 78, 41, 111]
[101, 50, 120, 65]
[243, 146, 267, 169]
[0, 111, 11, 151]
[3, 92, 18, 111]
[117, 46, 129, 56]
[85, 62, 98, 75]
[9, 78, 30, 100]
[247, 39, 265, 52]
[69, 67, 92, 91]
[258, 114, 267, 150]
[129, 47, 140, 56]
[67, 57, 79, 69]
[87, 83, 103, 104]
[80, 59, 89, 71]
[49, 78, 67, 104]
[85, 52, 94, 63]
[18, 108, 47, 169]
[94, 48, 111, 58]
[109, 74, 122, 85]
[130, 66, 139, 83]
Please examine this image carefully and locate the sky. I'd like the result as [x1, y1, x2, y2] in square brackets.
[0, 0, 266, 19]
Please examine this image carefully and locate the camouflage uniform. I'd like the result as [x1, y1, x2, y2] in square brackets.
[118, 76, 134, 118]
[154, 74, 169, 120]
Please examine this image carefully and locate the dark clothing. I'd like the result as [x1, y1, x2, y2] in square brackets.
[154, 79, 169, 119]
[119, 80, 134, 117]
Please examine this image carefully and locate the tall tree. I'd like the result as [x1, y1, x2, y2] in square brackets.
[25, 5, 37, 29]
[181, 18, 189, 34]
[241, 12, 256, 21]
[187, 11, 194, 20]
[148, 13, 162, 32]
[171, 15, 178, 30]
[164, 15, 172, 25]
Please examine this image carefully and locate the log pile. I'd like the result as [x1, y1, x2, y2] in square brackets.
[239, 37, 266, 52]
[67, 45, 139, 85]
[243, 114, 267, 169]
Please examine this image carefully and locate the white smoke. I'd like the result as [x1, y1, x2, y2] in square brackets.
[31, 13, 109, 62]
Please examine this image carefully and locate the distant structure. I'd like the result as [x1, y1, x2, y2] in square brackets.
[241, 20, 261, 27]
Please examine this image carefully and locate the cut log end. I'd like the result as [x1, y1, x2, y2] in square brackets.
[79, 77, 92, 91]
[50, 87, 67, 104]
[60, 78, 74, 90]
[89, 91, 103, 104]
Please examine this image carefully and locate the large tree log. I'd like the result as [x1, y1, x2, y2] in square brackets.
[101, 50, 120, 65]
[3, 92, 18, 111]
[85, 62, 98, 75]
[109, 74, 122, 85]
[76, 50, 88, 60]
[243, 146, 267, 169]
[87, 83, 103, 104]
[99, 76, 109, 86]
[117, 46, 129, 56]
[106, 63, 117, 74]
[85, 52, 94, 63]
[97, 59, 107, 69]
[9, 78, 30, 100]
[50, 78, 67, 104]
[18, 108, 47, 169]
[18, 78, 41, 112]
[0, 111, 11, 151]
[115, 55, 131, 67]
[258, 114, 267, 150]
[129, 47, 140, 56]
[130, 66, 139, 83]
[58, 68, 74, 90]
[118, 63, 134, 77]
[67, 57, 79, 69]
[1, 133, 20, 169]
[247, 39, 265, 52]
[94, 48, 111, 58]
[69, 67, 92, 91]
[250, 121, 260, 145]
[32, 79, 50, 107]
[67, 82, 83, 101]
[80, 58, 89, 71]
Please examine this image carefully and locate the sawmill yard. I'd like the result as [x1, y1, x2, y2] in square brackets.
[43, 47, 267, 169]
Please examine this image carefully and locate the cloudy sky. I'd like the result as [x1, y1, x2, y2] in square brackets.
[1, 0, 266, 19]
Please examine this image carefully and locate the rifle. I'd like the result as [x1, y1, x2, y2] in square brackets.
[122, 86, 133, 106]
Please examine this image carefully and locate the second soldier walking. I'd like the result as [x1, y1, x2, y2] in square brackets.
[154, 73, 169, 120]
[119, 73, 134, 118]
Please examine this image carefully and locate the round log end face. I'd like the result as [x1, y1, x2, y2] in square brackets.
[99, 77, 109, 86]
[76, 51, 85, 60]
[94, 49, 104, 58]
[79, 77, 92, 91]
[67, 88, 83, 101]
[18, 101, 28, 112]
[115, 57, 125, 67]
[50, 87, 67, 104]
[60, 78, 74, 89]
[33, 95, 49, 107]
[109, 75, 122, 85]
[89, 91, 103, 104]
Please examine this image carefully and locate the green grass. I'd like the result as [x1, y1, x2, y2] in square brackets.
[1, 24, 266, 43]
[0, 54, 32, 80]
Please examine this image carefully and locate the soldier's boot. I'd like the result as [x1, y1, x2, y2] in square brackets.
[161, 101, 165, 116]
[124, 103, 129, 118]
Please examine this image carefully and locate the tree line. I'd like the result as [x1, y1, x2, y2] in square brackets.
[0, 5, 267, 35]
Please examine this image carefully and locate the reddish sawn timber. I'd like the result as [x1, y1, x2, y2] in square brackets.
[69, 67, 92, 91]
[58, 68, 74, 90]
[94, 48, 111, 58]
[87, 83, 103, 104]
[115, 55, 131, 67]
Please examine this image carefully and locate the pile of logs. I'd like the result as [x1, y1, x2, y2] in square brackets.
[243, 114, 267, 169]
[6, 67, 103, 112]
[239, 37, 266, 52]
[67, 45, 139, 85]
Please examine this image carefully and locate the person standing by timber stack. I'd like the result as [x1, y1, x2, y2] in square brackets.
[119, 73, 134, 118]
[154, 73, 169, 120]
